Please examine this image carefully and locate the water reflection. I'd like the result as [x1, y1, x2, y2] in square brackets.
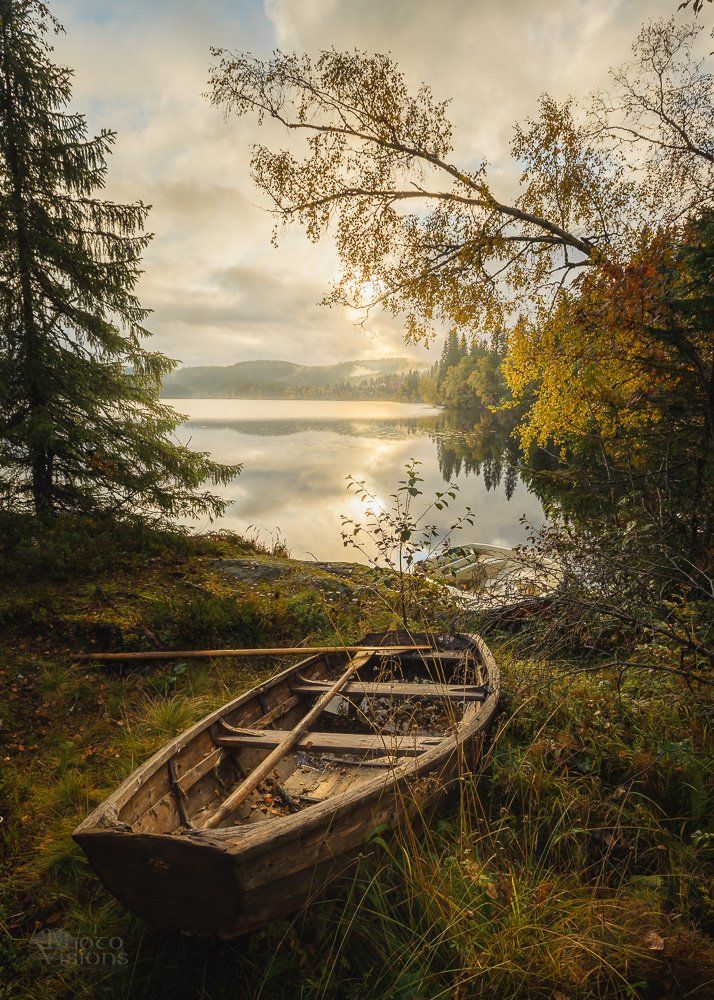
[170, 399, 545, 561]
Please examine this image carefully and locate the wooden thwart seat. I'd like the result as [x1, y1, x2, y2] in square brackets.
[291, 676, 487, 701]
[213, 726, 444, 757]
[398, 652, 472, 664]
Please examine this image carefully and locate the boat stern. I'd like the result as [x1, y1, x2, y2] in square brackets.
[73, 827, 243, 936]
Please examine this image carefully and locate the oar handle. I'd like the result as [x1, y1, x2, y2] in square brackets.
[75, 644, 430, 663]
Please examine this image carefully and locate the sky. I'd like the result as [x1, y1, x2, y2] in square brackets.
[52, 0, 679, 369]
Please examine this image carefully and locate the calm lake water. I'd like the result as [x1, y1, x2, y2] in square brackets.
[169, 398, 546, 562]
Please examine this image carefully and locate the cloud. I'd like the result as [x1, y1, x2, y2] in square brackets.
[51, 0, 676, 367]
[265, 0, 671, 172]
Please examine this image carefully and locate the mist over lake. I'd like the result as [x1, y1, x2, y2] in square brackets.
[169, 398, 546, 560]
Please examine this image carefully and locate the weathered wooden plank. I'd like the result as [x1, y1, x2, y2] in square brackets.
[175, 748, 223, 795]
[318, 754, 402, 769]
[172, 730, 219, 780]
[118, 769, 171, 826]
[222, 699, 266, 730]
[122, 730, 218, 826]
[283, 768, 344, 803]
[291, 678, 487, 701]
[252, 694, 302, 729]
[214, 728, 444, 756]
[133, 751, 230, 833]
[132, 792, 179, 833]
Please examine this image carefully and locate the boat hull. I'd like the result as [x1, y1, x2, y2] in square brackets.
[76, 748, 463, 936]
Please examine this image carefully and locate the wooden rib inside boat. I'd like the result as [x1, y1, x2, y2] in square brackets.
[73, 631, 499, 938]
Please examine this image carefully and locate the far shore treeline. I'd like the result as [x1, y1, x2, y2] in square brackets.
[159, 337, 507, 408]
[160, 355, 431, 402]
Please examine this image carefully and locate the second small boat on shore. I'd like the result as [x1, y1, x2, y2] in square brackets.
[418, 542, 561, 611]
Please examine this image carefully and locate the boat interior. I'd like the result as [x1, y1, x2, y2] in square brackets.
[111, 636, 489, 835]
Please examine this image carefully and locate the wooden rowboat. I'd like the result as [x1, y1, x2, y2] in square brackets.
[73, 631, 499, 938]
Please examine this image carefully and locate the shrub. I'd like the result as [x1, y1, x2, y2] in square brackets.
[148, 590, 267, 647]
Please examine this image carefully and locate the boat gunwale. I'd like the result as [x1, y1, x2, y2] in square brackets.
[73, 633, 499, 848]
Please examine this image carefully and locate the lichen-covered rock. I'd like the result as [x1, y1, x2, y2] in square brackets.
[209, 559, 285, 582]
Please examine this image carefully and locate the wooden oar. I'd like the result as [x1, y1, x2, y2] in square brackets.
[75, 644, 429, 663]
[201, 650, 374, 830]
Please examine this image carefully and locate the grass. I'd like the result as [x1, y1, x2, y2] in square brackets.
[0, 516, 711, 998]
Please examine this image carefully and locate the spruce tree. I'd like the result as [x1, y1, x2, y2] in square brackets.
[438, 331, 460, 385]
[0, 1, 237, 518]
[648, 209, 714, 556]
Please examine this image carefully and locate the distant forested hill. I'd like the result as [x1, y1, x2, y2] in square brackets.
[161, 357, 427, 399]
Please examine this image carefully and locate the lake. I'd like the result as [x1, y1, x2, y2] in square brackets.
[169, 398, 546, 561]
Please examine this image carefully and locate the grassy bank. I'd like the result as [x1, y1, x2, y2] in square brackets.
[0, 518, 712, 998]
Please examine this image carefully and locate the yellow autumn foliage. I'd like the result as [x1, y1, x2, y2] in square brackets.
[504, 238, 676, 463]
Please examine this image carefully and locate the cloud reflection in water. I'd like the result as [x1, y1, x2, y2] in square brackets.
[170, 399, 546, 561]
